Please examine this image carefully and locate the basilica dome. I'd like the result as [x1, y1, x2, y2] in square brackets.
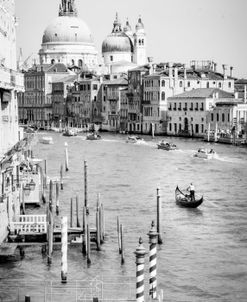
[42, 16, 93, 44]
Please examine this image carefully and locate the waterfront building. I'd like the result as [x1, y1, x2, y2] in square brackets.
[167, 88, 236, 138]
[102, 14, 147, 74]
[102, 77, 128, 132]
[127, 65, 150, 133]
[18, 63, 75, 127]
[119, 88, 129, 132]
[39, 0, 98, 72]
[51, 74, 78, 128]
[142, 61, 235, 135]
[207, 96, 247, 143]
[234, 78, 247, 102]
[0, 0, 25, 244]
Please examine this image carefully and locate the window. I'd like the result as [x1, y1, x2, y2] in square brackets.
[187, 81, 190, 88]
[169, 123, 172, 131]
[178, 102, 181, 110]
[51, 59, 55, 64]
[201, 124, 204, 133]
[217, 113, 219, 121]
[93, 84, 98, 90]
[206, 82, 210, 88]
[218, 82, 222, 88]
[71, 59, 75, 65]
[222, 113, 225, 122]
[201, 103, 204, 111]
[78, 59, 83, 67]
[228, 113, 230, 122]
[179, 81, 183, 87]
[110, 56, 113, 61]
[161, 80, 165, 87]
[161, 92, 165, 100]
[190, 103, 193, 110]
[195, 124, 199, 133]
[211, 113, 214, 121]
[228, 82, 231, 88]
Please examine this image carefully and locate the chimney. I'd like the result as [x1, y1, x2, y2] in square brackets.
[222, 64, 227, 80]
[168, 62, 173, 78]
[183, 64, 187, 80]
[230, 66, 233, 77]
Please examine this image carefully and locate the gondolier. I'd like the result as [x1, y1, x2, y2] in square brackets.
[187, 183, 195, 200]
[175, 186, 203, 208]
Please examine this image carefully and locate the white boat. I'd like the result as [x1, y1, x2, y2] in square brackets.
[39, 136, 54, 144]
[194, 148, 215, 159]
[126, 136, 144, 144]
[62, 129, 77, 137]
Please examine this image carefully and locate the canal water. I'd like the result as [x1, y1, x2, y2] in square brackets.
[0, 133, 247, 301]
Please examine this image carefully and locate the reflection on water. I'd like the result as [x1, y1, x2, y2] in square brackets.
[1, 133, 247, 301]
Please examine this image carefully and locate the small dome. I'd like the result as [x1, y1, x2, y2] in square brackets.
[102, 33, 132, 53]
[136, 17, 144, 32]
[123, 20, 132, 33]
[42, 16, 94, 44]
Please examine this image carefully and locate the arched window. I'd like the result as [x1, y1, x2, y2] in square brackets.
[179, 81, 183, 87]
[217, 113, 219, 122]
[71, 59, 75, 65]
[161, 80, 165, 87]
[218, 82, 222, 88]
[51, 59, 55, 64]
[222, 113, 225, 122]
[161, 92, 165, 101]
[78, 59, 83, 67]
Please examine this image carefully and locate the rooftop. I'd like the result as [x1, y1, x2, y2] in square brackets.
[169, 88, 234, 99]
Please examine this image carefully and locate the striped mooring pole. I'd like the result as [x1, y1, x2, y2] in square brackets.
[148, 220, 158, 299]
[134, 237, 146, 302]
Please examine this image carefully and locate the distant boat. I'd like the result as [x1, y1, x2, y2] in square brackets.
[194, 148, 215, 159]
[62, 129, 77, 137]
[175, 186, 203, 208]
[39, 136, 54, 145]
[86, 132, 101, 140]
[126, 136, 144, 144]
[157, 140, 177, 151]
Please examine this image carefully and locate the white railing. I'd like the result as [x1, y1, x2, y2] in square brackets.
[9, 215, 47, 234]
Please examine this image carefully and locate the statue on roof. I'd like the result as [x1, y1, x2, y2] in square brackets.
[59, 0, 77, 17]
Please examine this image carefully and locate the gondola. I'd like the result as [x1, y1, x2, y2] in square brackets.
[175, 186, 203, 208]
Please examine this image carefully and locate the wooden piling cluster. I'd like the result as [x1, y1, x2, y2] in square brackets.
[117, 216, 125, 265]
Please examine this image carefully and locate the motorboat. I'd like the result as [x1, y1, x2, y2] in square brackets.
[126, 136, 144, 144]
[194, 148, 215, 159]
[86, 132, 101, 140]
[175, 186, 203, 208]
[157, 140, 177, 151]
[62, 129, 77, 137]
[39, 136, 54, 145]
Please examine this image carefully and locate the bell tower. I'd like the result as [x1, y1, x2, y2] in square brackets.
[133, 16, 147, 66]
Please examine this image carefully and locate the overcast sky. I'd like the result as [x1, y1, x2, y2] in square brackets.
[16, 0, 247, 78]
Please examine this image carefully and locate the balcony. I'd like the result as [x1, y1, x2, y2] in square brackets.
[183, 108, 188, 111]
[0, 65, 24, 91]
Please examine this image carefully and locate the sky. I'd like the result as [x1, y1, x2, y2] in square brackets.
[16, 0, 247, 78]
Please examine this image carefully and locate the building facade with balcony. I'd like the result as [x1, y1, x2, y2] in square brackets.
[0, 0, 25, 244]
[18, 63, 75, 128]
[167, 88, 235, 138]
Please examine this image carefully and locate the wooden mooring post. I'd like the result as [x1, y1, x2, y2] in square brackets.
[47, 180, 54, 264]
[120, 224, 125, 265]
[96, 198, 101, 251]
[65, 142, 69, 172]
[60, 164, 64, 190]
[56, 182, 59, 216]
[86, 224, 91, 265]
[84, 160, 88, 209]
[76, 195, 80, 228]
[82, 206, 87, 255]
[44, 159, 47, 189]
[117, 216, 121, 254]
[70, 198, 73, 228]
[61, 216, 68, 283]
[156, 188, 163, 244]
